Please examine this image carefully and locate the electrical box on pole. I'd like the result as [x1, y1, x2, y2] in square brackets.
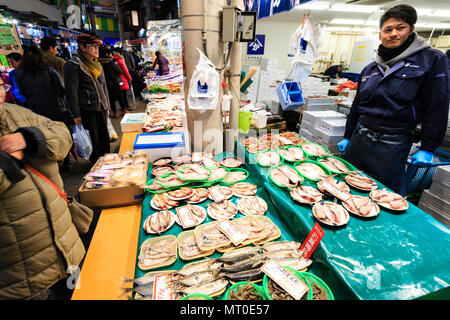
[222, 7, 256, 43]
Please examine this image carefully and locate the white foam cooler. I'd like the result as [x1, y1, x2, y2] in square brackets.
[301, 110, 346, 129]
[133, 132, 185, 162]
[317, 118, 347, 136]
[120, 113, 147, 132]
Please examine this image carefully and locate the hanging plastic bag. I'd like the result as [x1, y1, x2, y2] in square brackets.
[107, 117, 118, 141]
[187, 48, 220, 112]
[72, 124, 93, 160]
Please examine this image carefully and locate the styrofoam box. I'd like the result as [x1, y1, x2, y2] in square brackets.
[418, 190, 450, 227]
[303, 104, 338, 112]
[133, 132, 185, 162]
[418, 201, 450, 228]
[432, 165, 450, 186]
[120, 113, 147, 132]
[299, 127, 314, 141]
[317, 118, 347, 136]
[429, 181, 450, 200]
[304, 96, 336, 106]
[313, 127, 344, 145]
[302, 110, 347, 129]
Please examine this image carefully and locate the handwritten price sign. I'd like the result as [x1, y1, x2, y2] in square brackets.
[300, 223, 324, 259]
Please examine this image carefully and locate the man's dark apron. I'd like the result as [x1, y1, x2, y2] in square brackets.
[344, 115, 414, 194]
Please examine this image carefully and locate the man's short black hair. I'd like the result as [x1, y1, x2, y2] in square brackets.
[380, 4, 417, 29]
[40, 37, 58, 51]
[6, 52, 22, 61]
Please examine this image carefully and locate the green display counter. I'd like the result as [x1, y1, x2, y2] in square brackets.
[236, 141, 450, 300]
[133, 153, 338, 299]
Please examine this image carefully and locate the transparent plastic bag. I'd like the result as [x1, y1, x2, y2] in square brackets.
[72, 124, 93, 160]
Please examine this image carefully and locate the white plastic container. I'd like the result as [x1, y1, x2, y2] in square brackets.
[301, 110, 346, 129]
[313, 127, 344, 145]
[120, 113, 147, 132]
[133, 132, 185, 162]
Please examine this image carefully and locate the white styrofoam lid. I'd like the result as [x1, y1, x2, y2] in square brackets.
[322, 118, 348, 125]
[136, 133, 184, 145]
[303, 110, 346, 117]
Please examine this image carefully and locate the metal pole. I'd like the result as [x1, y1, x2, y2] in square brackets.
[86, 0, 97, 35]
[115, 0, 125, 44]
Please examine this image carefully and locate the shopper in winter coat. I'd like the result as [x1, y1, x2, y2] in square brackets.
[40, 37, 66, 80]
[64, 34, 111, 164]
[99, 46, 123, 119]
[112, 48, 132, 115]
[152, 51, 170, 75]
[338, 4, 450, 194]
[0, 77, 85, 300]
[6, 52, 27, 107]
[15, 46, 67, 124]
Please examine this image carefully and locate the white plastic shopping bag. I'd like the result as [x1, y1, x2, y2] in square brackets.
[187, 48, 220, 112]
[72, 124, 93, 160]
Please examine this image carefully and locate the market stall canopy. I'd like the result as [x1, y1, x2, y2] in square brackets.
[245, 0, 316, 19]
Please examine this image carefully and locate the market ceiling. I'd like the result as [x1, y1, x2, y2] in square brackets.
[261, 0, 450, 31]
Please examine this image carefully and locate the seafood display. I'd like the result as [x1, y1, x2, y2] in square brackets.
[237, 196, 268, 216]
[178, 231, 214, 260]
[234, 217, 272, 245]
[290, 186, 323, 204]
[227, 282, 265, 300]
[253, 216, 282, 245]
[222, 170, 248, 184]
[153, 157, 173, 166]
[175, 205, 207, 227]
[208, 186, 234, 201]
[172, 154, 192, 165]
[167, 187, 194, 200]
[370, 188, 409, 211]
[279, 132, 308, 146]
[138, 236, 177, 270]
[152, 165, 174, 177]
[278, 147, 305, 162]
[230, 182, 257, 197]
[256, 150, 282, 167]
[317, 177, 350, 194]
[194, 222, 232, 251]
[318, 157, 352, 174]
[207, 166, 229, 182]
[220, 157, 243, 168]
[312, 202, 350, 226]
[207, 200, 239, 220]
[151, 193, 179, 210]
[343, 195, 380, 218]
[176, 164, 211, 181]
[175, 278, 229, 298]
[186, 188, 210, 203]
[269, 165, 304, 188]
[295, 162, 329, 181]
[266, 277, 308, 300]
[156, 173, 185, 188]
[345, 174, 377, 191]
[202, 158, 220, 168]
[143, 210, 176, 234]
[300, 143, 330, 157]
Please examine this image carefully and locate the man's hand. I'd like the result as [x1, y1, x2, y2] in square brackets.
[73, 117, 82, 125]
[9, 150, 24, 160]
[0, 133, 26, 155]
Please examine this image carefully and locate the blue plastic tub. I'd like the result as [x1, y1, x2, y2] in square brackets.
[276, 81, 304, 111]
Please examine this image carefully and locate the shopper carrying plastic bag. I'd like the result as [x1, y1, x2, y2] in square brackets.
[72, 124, 93, 160]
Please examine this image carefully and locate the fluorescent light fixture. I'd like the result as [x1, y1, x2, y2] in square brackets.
[432, 10, 450, 17]
[296, 1, 329, 10]
[331, 4, 380, 13]
[325, 26, 377, 32]
[415, 8, 434, 16]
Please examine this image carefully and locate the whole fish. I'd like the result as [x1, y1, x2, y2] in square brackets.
[176, 278, 229, 297]
[262, 249, 303, 259]
[221, 255, 265, 273]
[262, 241, 301, 252]
[271, 257, 313, 271]
[174, 270, 221, 287]
[216, 247, 262, 264]
[176, 259, 222, 277]
[119, 282, 155, 299]
[224, 268, 265, 282]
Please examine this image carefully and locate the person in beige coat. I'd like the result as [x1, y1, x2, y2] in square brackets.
[0, 79, 85, 300]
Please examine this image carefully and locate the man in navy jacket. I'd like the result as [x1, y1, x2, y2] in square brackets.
[338, 4, 449, 194]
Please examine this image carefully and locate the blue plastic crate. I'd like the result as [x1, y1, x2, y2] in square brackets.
[276, 81, 304, 111]
[400, 148, 450, 195]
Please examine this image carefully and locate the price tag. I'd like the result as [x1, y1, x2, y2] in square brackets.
[279, 166, 302, 184]
[210, 186, 226, 203]
[300, 222, 325, 259]
[215, 219, 247, 246]
[261, 261, 309, 300]
[176, 205, 197, 228]
[318, 179, 352, 202]
[191, 163, 209, 176]
[153, 273, 174, 300]
[192, 152, 203, 162]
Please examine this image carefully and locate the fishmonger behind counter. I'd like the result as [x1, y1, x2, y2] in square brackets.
[338, 4, 450, 195]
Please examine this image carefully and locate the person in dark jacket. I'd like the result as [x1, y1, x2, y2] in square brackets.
[99, 46, 123, 119]
[338, 4, 449, 194]
[15, 46, 66, 123]
[152, 51, 170, 75]
[64, 34, 111, 164]
[324, 64, 343, 79]
[6, 52, 27, 107]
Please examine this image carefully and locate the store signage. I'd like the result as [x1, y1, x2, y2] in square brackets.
[300, 222, 325, 259]
[261, 261, 309, 300]
[244, 0, 314, 20]
[247, 34, 265, 55]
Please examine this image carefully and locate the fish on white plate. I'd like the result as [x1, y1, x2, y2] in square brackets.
[370, 188, 409, 211]
[343, 195, 380, 217]
[300, 143, 330, 157]
[312, 201, 350, 226]
[220, 157, 243, 168]
[318, 157, 351, 173]
[290, 186, 323, 204]
[144, 210, 176, 234]
[207, 200, 238, 220]
[256, 150, 282, 167]
[295, 162, 329, 181]
[222, 171, 247, 184]
[230, 182, 257, 197]
[237, 196, 268, 216]
[345, 174, 377, 191]
[269, 167, 301, 189]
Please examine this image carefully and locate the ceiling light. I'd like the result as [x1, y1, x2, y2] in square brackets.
[330, 4, 380, 13]
[415, 8, 433, 16]
[432, 10, 450, 17]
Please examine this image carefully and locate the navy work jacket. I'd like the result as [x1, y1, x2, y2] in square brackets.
[344, 47, 449, 152]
